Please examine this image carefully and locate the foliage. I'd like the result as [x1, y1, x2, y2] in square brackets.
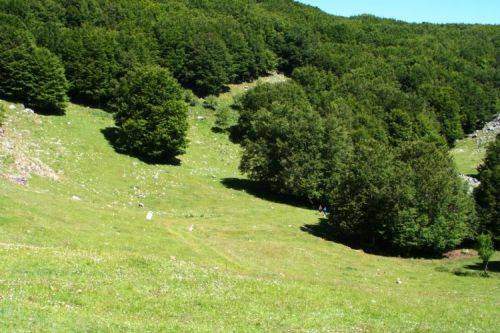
[110, 65, 188, 161]
[213, 106, 233, 133]
[475, 135, 500, 239]
[203, 95, 218, 110]
[0, 104, 5, 127]
[0, 13, 68, 114]
[477, 234, 495, 272]
[235, 76, 477, 254]
[183, 89, 198, 107]
[0, 46, 68, 114]
[329, 141, 475, 255]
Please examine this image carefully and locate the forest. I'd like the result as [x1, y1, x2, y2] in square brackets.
[0, 0, 498, 256]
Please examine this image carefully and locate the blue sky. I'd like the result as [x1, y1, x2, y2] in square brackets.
[297, 0, 500, 24]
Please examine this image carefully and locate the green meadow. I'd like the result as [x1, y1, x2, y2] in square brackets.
[0, 79, 498, 332]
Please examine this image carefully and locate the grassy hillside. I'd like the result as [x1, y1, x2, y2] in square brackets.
[451, 130, 498, 176]
[0, 79, 499, 332]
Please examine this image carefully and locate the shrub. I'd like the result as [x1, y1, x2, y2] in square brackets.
[111, 66, 188, 161]
[0, 46, 68, 114]
[213, 106, 233, 133]
[183, 90, 198, 107]
[203, 95, 218, 110]
[474, 135, 499, 239]
[477, 234, 494, 273]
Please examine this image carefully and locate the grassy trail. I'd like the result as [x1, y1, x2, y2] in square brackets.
[0, 78, 498, 331]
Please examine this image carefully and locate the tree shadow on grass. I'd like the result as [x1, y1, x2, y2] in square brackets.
[101, 127, 181, 166]
[300, 219, 373, 254]
[464, 261, 500, 273]
[221, 177, 311, 209]
[300, 218, 444, 258]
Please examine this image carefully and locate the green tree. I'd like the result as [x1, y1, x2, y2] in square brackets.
[477, 234, 494, 273]
[239, 100, 325, 201]
[475, 135, 499, 239]
[111, 66, 188, 161]
[0, 46, 68, 114]
[329, 141, 475, 255]
[0, 13, 68, 114]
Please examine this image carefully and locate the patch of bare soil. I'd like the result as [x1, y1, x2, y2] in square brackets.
[443, 249, 478, 260]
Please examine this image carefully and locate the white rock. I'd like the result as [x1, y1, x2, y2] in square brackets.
[138, 202, 144, 208]
[396, 278, 402, 284]
[8, 104, 16, 110]
[196, 116, 205, 121]
[146, 211, 153, 220]
[188, 224, 194, 232]
[71, 195, 81, 201]
[25, 108, 34, 114]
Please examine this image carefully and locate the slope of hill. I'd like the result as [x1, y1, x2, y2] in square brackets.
[451, 115, 500, 175]
[0, 79, 498, 331]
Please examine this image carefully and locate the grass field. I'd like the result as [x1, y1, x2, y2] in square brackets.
[451, 130, 498, 176]
[0, 78, 499, 332]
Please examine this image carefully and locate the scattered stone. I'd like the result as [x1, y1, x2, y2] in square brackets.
[71, 195, 81, 201]
[138, 202, 144, 208]
[11, 176, 27, 186]
[146, 211, 153, 220]
[196, 116, 205, 121]
[460, 174, 481, 194]
[8, 104, 16, 110]
[25, 108, 34, 114]
[188, 224, 194, 232]
[396, 278, 402, 284]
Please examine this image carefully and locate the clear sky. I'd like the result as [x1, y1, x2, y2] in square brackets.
[297, 0, 500, 24]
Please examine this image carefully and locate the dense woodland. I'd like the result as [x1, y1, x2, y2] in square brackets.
[0, 0, 498, 255]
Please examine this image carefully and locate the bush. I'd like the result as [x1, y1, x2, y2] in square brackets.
[0, 46, 68, 114]
[213, 106, 233, 133]
[183, 90, 198, 107]
[329, 141, 476, 255]
[203, 95, 218, 110]
[477, 234, 494, 273]
[111, 65, 188, 161]
[475, 135, 499, 239]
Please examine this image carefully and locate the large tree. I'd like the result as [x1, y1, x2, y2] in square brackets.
[111, 66, 188, 161]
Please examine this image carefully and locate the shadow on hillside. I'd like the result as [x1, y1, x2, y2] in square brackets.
[464, 261, 500, 273]
[301, 218, 443, 259]
[101, 127, 181, 166]
[221, 178, 310, 209]
[300, 218, 339, 242]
